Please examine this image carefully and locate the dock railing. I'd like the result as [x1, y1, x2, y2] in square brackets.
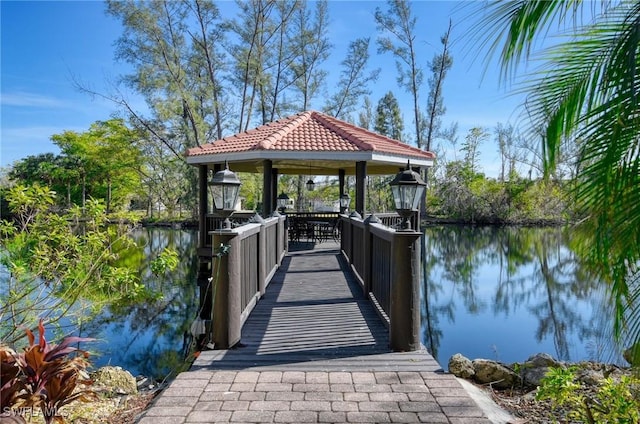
[340, 213, 422, 352]
[206, 214, 287, 349]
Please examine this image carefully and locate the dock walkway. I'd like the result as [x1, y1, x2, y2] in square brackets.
[137, 242, 493, 423]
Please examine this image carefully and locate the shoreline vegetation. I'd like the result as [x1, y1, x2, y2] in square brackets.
[449, 352, 639, 423]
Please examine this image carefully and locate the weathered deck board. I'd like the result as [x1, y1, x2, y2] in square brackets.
[192, 242, 440, 372]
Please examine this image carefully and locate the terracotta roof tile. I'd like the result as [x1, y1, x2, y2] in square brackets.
[186, 111, 435, 160]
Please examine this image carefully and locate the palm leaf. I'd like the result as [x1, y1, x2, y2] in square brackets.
[473, 0, 640, 351]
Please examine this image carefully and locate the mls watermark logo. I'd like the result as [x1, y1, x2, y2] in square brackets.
[2, 406, 68, 421]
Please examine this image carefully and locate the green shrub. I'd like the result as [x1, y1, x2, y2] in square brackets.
[536, 366, 640, 423]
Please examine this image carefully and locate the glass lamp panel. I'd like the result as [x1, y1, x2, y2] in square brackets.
[398, 185, 418, 210]
[391, 185, 402, 209]
[211, 185, 224, 210]
[340, 195, 350, 208]
[411, 186, 425, 210]
[223, 185, 239, 210]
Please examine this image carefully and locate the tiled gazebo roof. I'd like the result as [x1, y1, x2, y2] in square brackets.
[186, 111, 434, 175]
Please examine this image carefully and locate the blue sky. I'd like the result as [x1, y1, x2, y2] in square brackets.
[1, 1, 526, 177]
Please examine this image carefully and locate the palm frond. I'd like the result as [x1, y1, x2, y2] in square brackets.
[474, 0, 640, 347]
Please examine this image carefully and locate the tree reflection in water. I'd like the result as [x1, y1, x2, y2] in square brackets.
[421, 226, 623, 368]
[81, 228, 199, 380]
[78, 226, 624, 379]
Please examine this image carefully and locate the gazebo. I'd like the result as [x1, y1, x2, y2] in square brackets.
[186, 110, 435, 229]
[186, 111, 435, 349]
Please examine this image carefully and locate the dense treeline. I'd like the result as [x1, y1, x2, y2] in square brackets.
[2, 1, 573, 224]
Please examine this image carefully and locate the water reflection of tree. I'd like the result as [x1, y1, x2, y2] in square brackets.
[421, 225, 493, 359]
[421, 232, 452, 360]
[422, 225, 604, 363]
[82, 229, 199, 379]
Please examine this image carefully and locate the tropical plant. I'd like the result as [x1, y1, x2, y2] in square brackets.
[537, 366, 640, 423]
[0, 320, 96, 424]
[473, 0, 640, 360]
[0, 184, 151, 343]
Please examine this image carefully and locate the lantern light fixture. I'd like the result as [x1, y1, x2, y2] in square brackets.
[306, 178, 315, 191]
[306, 162, 315, 191]
[389, 161, 426, 231]
[276, 192, 290, 214]
[209, 161, 241, 230]
[339, 193, 350, 214]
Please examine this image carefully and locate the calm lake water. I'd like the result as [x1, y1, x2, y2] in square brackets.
[80, 228, 200, 380]
[420, 225, 622, 368]
[7, 225, 622, 379]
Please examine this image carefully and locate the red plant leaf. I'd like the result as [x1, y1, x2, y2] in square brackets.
[22, 345, 46, 378]
[45, 337, 94, 362]
[38, 320, 46, 351]
[25, 327, 35, 347]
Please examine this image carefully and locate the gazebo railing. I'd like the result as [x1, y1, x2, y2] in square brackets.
[340, 214, 422, 351]
[203, 214, 287, 349]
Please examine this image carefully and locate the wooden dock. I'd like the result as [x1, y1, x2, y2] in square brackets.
[137, 242, 493, 423]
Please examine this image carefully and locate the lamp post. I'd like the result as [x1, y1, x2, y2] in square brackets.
[339, 193, 350, 214]
[277, 192, 290, 214]
[389, 162, 426, 231]
[209, 162, 241, 230]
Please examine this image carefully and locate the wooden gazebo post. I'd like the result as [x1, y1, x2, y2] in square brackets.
[355, 161, 367, 216]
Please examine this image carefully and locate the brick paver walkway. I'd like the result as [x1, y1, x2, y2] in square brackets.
[138, 369, 491, 423]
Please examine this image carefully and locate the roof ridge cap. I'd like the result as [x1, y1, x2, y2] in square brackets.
[311, 111, 375, 151]
[257, 111, 312, 149]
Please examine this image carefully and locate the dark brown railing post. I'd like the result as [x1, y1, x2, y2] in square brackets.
[211, 230, 242, 349]
[389, 230, 422, 351]
[258, 219, 267, 296]
[362, 214, 380, 296]
[348, 211, 361, 266]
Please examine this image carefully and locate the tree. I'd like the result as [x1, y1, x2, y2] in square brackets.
[495, 122, 520, 181]
[290, 0, 331, 110]
[474, 1, 640, 358]
[375, 0, 422, 147]
[323, 37, 380, 120]
[229, 0, 278, 131]
[51, 119, 142, 213]
[358, 96, 374, 130]
[86, 119, 142, 213]
[107, 0, 226, 148]
[0, 185, 143, 343]
[105, 0, 230, 216]
[371, 92, 405, 212]
[9, 153, 59, 187]
[185, 0, 228, 140]
[423, 20, 453, 153]
[135, 136, 189, 218]
[260, 0, 303, 123]
[461, 127, 488, 174]
[374, 92, 404, 141]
